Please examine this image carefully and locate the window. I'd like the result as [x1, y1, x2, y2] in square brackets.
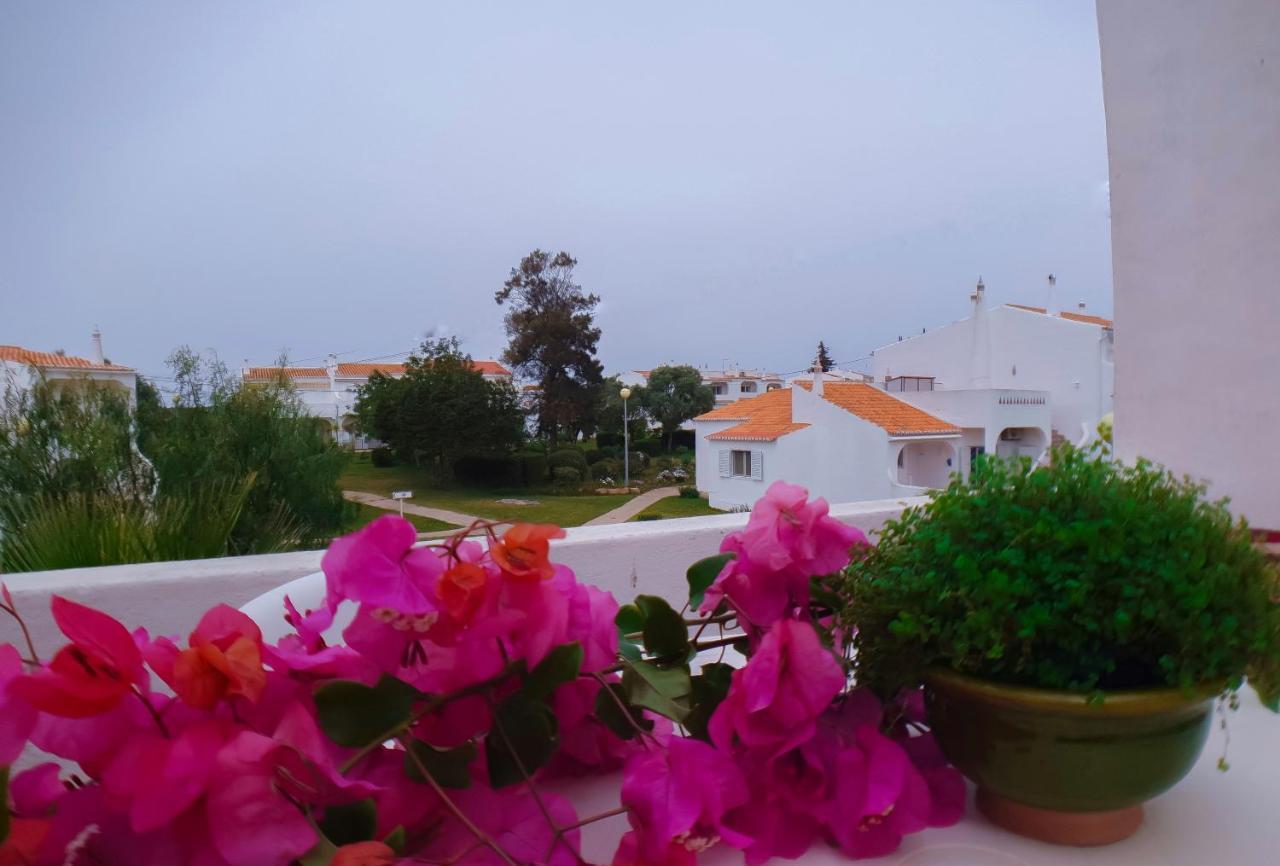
[740, 381, 757, 393]
[713, 383, 727, 396]
[731, 450, 752, 476]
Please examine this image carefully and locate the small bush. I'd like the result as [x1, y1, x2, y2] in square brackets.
[552, 465, 583, 490]
[520, 453, 549, 486]
[584, 449, 606, 465]
[654, 456, 676, 471]
[453, 455, 522, 487]
[636, 513, 663, 521]
[371, 447, 397, 468]
[597, 445, 621, 460]
[679, 485, 701, 499]
[548, 448, 589, 475]
[656, 467, 689, 484]
[626, 451, 648, 469]
[591, 459, 622, 481]
[596, 432, 624, 449]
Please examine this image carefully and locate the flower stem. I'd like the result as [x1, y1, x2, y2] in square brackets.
[400, 735, 519, 866]
[0, 598, 41, 666]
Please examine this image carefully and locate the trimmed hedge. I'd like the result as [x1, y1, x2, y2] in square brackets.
[548, 448, 588, 474]
[552, 466, 583, 490]
[520, 453, 549, 486]
[591, 459, 622, 481]
[596, 432, 624, 449]
[633, 439, 661, 458]
[679, 485, 701, 499]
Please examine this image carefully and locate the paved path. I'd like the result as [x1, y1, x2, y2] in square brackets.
[343, 490, 485, 529]
[583, 487, 680, 526]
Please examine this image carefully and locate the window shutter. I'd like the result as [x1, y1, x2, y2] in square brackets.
[719, 450, 731, 478]
[751, 450, 764, 481]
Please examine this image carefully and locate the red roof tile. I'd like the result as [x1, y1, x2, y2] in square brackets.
[697, 389, 810, 442]
[805, 382, 960, 436]
[244, 359, 512, 382]
[0, 345, 133, 372]
[1006, 304, 1113, 328]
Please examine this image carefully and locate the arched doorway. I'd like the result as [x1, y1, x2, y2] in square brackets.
[994, 426, 1048, 462]
[895, 439, 959, 489]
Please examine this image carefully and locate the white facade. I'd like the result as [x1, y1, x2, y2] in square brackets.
[1098, 0, 1280, 528]
[1, 334, 138, 405]
[870, 292, 1114, 446]
[243, 356, 512, 447]
[694, 379, 963, 510]
[620, 368, 784, 407]
[891, 388, 1052, 480]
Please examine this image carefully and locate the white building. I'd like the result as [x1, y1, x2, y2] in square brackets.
[242, 355, 512, 446]
[1, 331, 137, 404]
[619, 367, 785, 407]
[870, 279, 1114, 447]
[694, 376, 970, 510]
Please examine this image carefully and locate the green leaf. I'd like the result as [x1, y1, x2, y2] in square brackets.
[298, 838, 339, 866]
[687, 553, 734, 610]
[319, 798, 378, 847]
[593, 681, 654, 740]
[685, 662, 734, 741]
[615, 603, 645, 634]
[403, 739, 476, 789]
[618, 636, 643, 662]
[523, 642, 583, 700]
[486, 694, 559, 787]
[383, 825, 407, 854]
[622, 660, 692, 722]
[314, 675, 423, 748]
[635, 594, 689, 662]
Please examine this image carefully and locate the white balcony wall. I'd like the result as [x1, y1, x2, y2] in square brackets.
[1098, 0, 1280, 528]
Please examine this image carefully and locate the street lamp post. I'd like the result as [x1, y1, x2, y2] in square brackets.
[620, 387, 632, 488]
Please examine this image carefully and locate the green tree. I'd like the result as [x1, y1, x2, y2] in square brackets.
[641, 365, 714, 450]
[355, 337, 525, 479]
[495, 250, 604, 444]
[594, 375, 649, 441]
[815, 341, 834, 372]
[138, 347, 350, 552]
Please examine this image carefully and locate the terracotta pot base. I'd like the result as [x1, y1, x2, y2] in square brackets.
[977, 789, 1144, 846]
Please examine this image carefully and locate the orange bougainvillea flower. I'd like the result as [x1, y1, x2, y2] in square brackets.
[489, 523, 566, 582]
[438, 561, 489, 623]
[144, 604, 267, 710]
[331, 841, 396, 866]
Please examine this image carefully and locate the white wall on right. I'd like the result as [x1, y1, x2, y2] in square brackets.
[1098, 0, 1280, 527]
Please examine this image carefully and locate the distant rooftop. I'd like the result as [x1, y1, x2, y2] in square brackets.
[0, 344, 133, 372]
[1006, 303, 1114, 328]
[243, 359, 511, 382]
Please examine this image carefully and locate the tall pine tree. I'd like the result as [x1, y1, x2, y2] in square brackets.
[495, 250, 604, 444]
[815, 340, 835, 372]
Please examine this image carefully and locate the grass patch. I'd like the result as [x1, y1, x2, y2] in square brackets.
[629, 496, 723, 522]
[344, 502, 456, 534]
[340, 462, 636, 527]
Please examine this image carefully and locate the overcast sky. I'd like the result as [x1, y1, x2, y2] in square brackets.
[0, 1, 1111, 389]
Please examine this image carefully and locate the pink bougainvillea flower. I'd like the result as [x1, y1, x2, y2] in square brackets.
[145, 604, 267, 710]
[489, 523, 566, 583]
[738, 481, 868, 576]
[204, 730, 320, 866]
[620, 736, 753, 863]
[560, 574, 621, 673]
[322, 515, 446, 614]
[102, 719, 227, 834]
[332, 841, 398, 866]
[9, 762, 65, 816]
[425, 784, 581, 866]
[11, 596, 148, 718]
[0, 643, 37, 763]
[709, 618, 846, 758]
[612, 830, 696, 866]
[544, 676, 646, 777]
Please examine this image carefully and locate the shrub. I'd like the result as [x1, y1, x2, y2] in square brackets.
[841, 444, 1280, 707]
[636, 513, 663, 521]
[670, 429, 696, 450]
[654, 456, 676, 471]
[584, 449, 606, 465]
[591, 459, 622, 481]
[597, 445, 621, 460]
[626, 451, 648, 470]
[453, 455, 522, 487]
[596, 431, 624, 449]
[678, 485, 701, 499]
[655, 468, 689, 484]
[520, 453, 549, 486]
[548, 447, 588, 475]
[371, 446, 397, 468]
[552, 465, 583, 490]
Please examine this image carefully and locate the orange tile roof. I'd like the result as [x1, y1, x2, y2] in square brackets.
[472, 360, 513, 377]
[243, 366, 327, 381]
[336, 362, 406, 378]
[696, 389, 810, 442]
[244, 359, 513, 382]
[0, 345, 133, 372]
[817, 382, 959, 436]
[1006, 304, 1113, 328]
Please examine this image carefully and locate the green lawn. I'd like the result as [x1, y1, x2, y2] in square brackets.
[340, 462, 636, 527]
[630, 496, 723, 521]
[344, 502, 456, 534]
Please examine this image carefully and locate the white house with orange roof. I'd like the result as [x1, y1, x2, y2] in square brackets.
[692, 375, 969, 509]
[242, 354, 512, 446]
[871, 277, 1113, 455]
[1, 330, 137, 404]
[620, 367, 784, 407]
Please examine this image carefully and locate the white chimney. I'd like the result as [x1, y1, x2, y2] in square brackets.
[91, 327, 104, 364]
[969, 276, 986, 312]
[1046, 273, 1059, 317]
[811, 363, 824, 398]
[1078, 301, 1087, 313]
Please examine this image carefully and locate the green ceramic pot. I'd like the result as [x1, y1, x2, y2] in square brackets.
[923, 668, 1219, 814]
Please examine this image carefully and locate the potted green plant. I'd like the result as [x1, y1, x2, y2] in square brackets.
[840, 444, 1280, 846]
